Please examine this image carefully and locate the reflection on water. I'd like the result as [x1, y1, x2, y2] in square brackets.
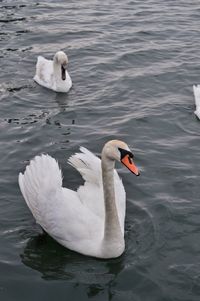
[20, 202, 155, 299]
[1, 0, 200, 300]
[21, 233, 123, 299]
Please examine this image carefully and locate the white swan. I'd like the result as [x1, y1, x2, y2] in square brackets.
[18, 140, 139, 258]
[193, 85, 200, 119]
[34, 51, 72, 93]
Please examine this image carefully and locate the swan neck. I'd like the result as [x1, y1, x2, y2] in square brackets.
[53, 61, 61, 78]
[101, 152, 123, 243]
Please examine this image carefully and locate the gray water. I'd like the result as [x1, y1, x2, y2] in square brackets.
[1, 0, 200, 300]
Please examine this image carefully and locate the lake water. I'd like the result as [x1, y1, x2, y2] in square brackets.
[1, 0, 200, 300]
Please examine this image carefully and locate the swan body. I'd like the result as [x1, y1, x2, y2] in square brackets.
[18, 140, 139, 258]
[193, 85, 200, 119]
[34, 51, 72, 93]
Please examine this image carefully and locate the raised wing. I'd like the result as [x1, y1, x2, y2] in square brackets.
[33, 56, 54, 89]
[18, 154, 101, 247]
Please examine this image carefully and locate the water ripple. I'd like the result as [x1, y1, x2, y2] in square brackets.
[1, 1, 200, 300]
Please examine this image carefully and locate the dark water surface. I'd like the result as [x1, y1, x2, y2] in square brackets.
[1, 0, 200, 300]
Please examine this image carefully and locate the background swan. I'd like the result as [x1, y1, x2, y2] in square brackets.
[18, 140, 139, 259]
[34, 51, 72, 93]
[193, 85, 200, 119]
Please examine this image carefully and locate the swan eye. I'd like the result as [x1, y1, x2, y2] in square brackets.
[129, 152, 134, 159]
[118, 148, 134, 160]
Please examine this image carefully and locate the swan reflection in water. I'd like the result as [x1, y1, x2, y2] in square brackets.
[20, 201, 156, 300]
[20, 231, 124, 300]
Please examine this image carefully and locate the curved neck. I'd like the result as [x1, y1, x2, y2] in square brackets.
[101, 152, 123, 244]
[53, 61, 62, 81]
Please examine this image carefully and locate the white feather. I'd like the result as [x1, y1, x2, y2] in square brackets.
[193, 85, 200, 119]
[18, 147, 126, 258]
[34, 51, 72, 93]
[69, 147, 125, 226]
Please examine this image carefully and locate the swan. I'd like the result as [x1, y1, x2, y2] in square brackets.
[18, 140, 139, 258]
[193, 85, 200, 119]
[33, 51, 72, 93]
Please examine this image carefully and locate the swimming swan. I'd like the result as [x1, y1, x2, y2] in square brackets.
[34, 51, 72, 93]
[193, 85, 200, 119]
[18, 140, 139, 258]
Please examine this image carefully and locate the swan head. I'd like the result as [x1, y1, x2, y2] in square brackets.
[102, 140, 140, 176]
[53, 51, 69, 81]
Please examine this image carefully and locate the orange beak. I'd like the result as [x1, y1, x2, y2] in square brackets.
[121, 154, 140, 176]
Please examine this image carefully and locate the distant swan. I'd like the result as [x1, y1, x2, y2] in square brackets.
[193, 85, 200, 119]
[18, 140, 139, 259]
[34, 51, 72, 93]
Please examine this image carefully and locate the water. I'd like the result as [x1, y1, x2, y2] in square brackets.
[1, 0, 200, 300]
